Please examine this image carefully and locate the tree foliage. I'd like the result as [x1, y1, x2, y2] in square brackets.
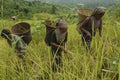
[0, 0, 70, 19]
[108, 1, 120, 19]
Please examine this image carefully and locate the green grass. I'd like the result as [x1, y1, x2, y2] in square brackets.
[0, 18, 120, 80]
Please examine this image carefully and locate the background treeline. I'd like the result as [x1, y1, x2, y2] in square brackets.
[39, 0, 118, 8]
[0, 0, 120, 20]
[107, 1, 120, 19]
[0, 0, 70, 19]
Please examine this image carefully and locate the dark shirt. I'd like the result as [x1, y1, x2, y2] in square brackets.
[45, 25, 55, 46]
[50, 31, 68, 52]
[80, 16, 102, 35]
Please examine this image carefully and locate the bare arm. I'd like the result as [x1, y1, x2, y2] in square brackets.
[50, 42, 66, 52]
[50, 42, 60, 48]
[80, 17, 91, 37]
[50, 31, 67, 52]
[81, 28, 91, 36]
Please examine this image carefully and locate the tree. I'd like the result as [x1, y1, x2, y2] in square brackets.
[51, 5, 57, 14]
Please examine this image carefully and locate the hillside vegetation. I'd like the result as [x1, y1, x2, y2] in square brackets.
[0, 0, 120, 80]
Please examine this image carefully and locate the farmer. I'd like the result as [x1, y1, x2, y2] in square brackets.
[1, 29, 27, 59]
[1, 23, 32, 59]
[50, 20, 68, 72]
[80, 7, 106, 50]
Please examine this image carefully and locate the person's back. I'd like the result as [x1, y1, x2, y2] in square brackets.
[11, 34, 27, 58]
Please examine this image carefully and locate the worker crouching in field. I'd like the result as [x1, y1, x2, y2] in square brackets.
[80, 7, 106, 50]
[1, 22, 32, 59]
[1, 29, 27, 58]
[50, 20, 68, 72]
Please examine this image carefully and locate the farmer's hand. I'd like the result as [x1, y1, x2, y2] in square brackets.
[64, 49, 67, 53]
[87, 32, 91, 37]
[60, 46, 67, 53]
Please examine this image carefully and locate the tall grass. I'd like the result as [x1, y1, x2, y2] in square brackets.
[0, 19, 120, 80]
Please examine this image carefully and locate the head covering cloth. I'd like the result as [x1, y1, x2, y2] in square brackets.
[55, 20, 68, 43]
[92, 7, 106, 16]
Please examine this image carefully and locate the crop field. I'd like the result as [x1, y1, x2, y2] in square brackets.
[0, 15, 120, 80]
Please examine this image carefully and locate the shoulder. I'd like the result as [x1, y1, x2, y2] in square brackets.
[51, 30, 56, 37]
[86, 16, 92, 21]
[11, 34, 21, 41]
[11, 34, 18, 39]
[51, 30, 56, 40]
[89, 16, 95, 21]
[83, 16, 92, 23]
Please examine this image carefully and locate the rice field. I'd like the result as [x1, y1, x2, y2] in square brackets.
[0, 17, 120, 80]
